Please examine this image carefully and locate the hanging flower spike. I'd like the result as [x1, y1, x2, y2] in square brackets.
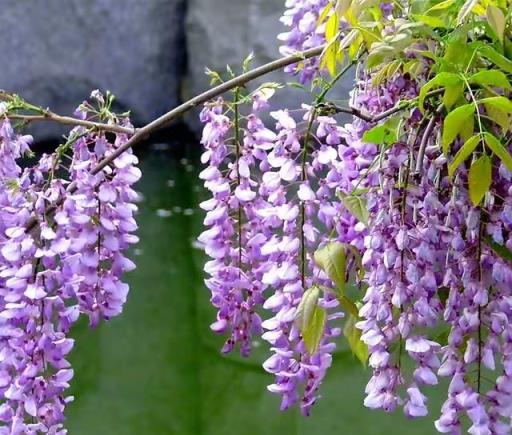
[199, 92, 269, 357]
[278, 0, 330, 83]
[0, 91, 140, 433]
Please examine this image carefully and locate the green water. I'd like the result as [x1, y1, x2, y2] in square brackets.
[67, 149, 443, 434]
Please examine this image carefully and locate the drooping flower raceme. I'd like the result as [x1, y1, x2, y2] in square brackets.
[198, 91, 347, 415]
[278, 0, 329, 83]
[198, 97, 266, 357]
[0, 92, 140, 434]
[198, 2, 512, 432]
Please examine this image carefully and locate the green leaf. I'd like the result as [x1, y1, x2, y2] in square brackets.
[412, 14, 448, 28]
[479, 45, 512, 73]
[457, 0, 478, 25]
[317, 2, 333, 25]
[484, 132, 512, 172]
[487, 5, 505, 43]
[469, 70, 512, 90]
[442, 83, 464, 110]
[367, 44, 395, 69]
[483, 236, 512, 263]
[321, 43, 339, 78]
[363, 124, 387, 143]
[295, 286, 328, 355]
[484, 102, 510, 132]
[204, 67, 222, 85]
[226, 64, 235, 78]
[372, 63, 390, 86]
[339, 295, 359, 318]
[343, 314, 368, 365]
[419, 72, 461, 112]
[506, 36, 512, 60]
[479, 96, 512, 114]
[460, 112, 475, 142]
[403, 59, 422, 78]
[426, 0, 457, 12]
[339, 28, 360, 51]
[442, 31, 473, 71]
[295, 286, 322, 333]
[242, 52, 255, 72]
[387, 60, 402, 79]
[387, 33, 413, 51]
[302, 306, 327, 355]
[348, 33, 363, 60]
[437, 287, 450, 307]
[340, 193, 370, 226]
[253, 82, 283, 100]
[351, 0, 379, 17]
[325, 11, 339, 42]
[448, 134, 480, 176]
[362, 117, 400, 146]
[441, 104, 475, 153]
[314, 242, 347, 295]
[396, 21, 428, 33]
[468, 155, 492, 206]
[436, 330, 450, 346]
[322, 12, 340, 77]
[335, 0, 352, 16]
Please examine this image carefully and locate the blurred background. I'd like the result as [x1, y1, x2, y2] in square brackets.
[3, 1, 444, 433]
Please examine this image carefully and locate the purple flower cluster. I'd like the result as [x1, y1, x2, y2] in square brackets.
[199, 98, 265, 356]
[200, 28, 512, 434]
[199, 91, 347, 415]
[256, 107, 344, 415]
[0, 92, 140, 433]
[278, 0, 330, 83]
[348, 61, 512, 433]
[65, 127, 140, 327]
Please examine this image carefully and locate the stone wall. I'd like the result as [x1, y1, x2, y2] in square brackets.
[1, 0, 186, 139]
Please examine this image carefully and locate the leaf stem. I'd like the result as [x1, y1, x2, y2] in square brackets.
[463, 75, 484, 137]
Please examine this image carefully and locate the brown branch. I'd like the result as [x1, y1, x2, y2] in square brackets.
[25, 44, 325, 231]
[414, 105, 444, 175]
[8, 113, 135, 135]
[329, 88, 446, 124]
[330, 104, 407, 123]
[80, 45, 325, 177]
[11, 45, 325, 139]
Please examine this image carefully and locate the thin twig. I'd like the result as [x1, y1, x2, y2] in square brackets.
[414, 105, 444, 175]
[330, 103, 407, 123]
[329, 88, 445, 124]
[8, 113, 135, 135]
[13, 45, 325, 145]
